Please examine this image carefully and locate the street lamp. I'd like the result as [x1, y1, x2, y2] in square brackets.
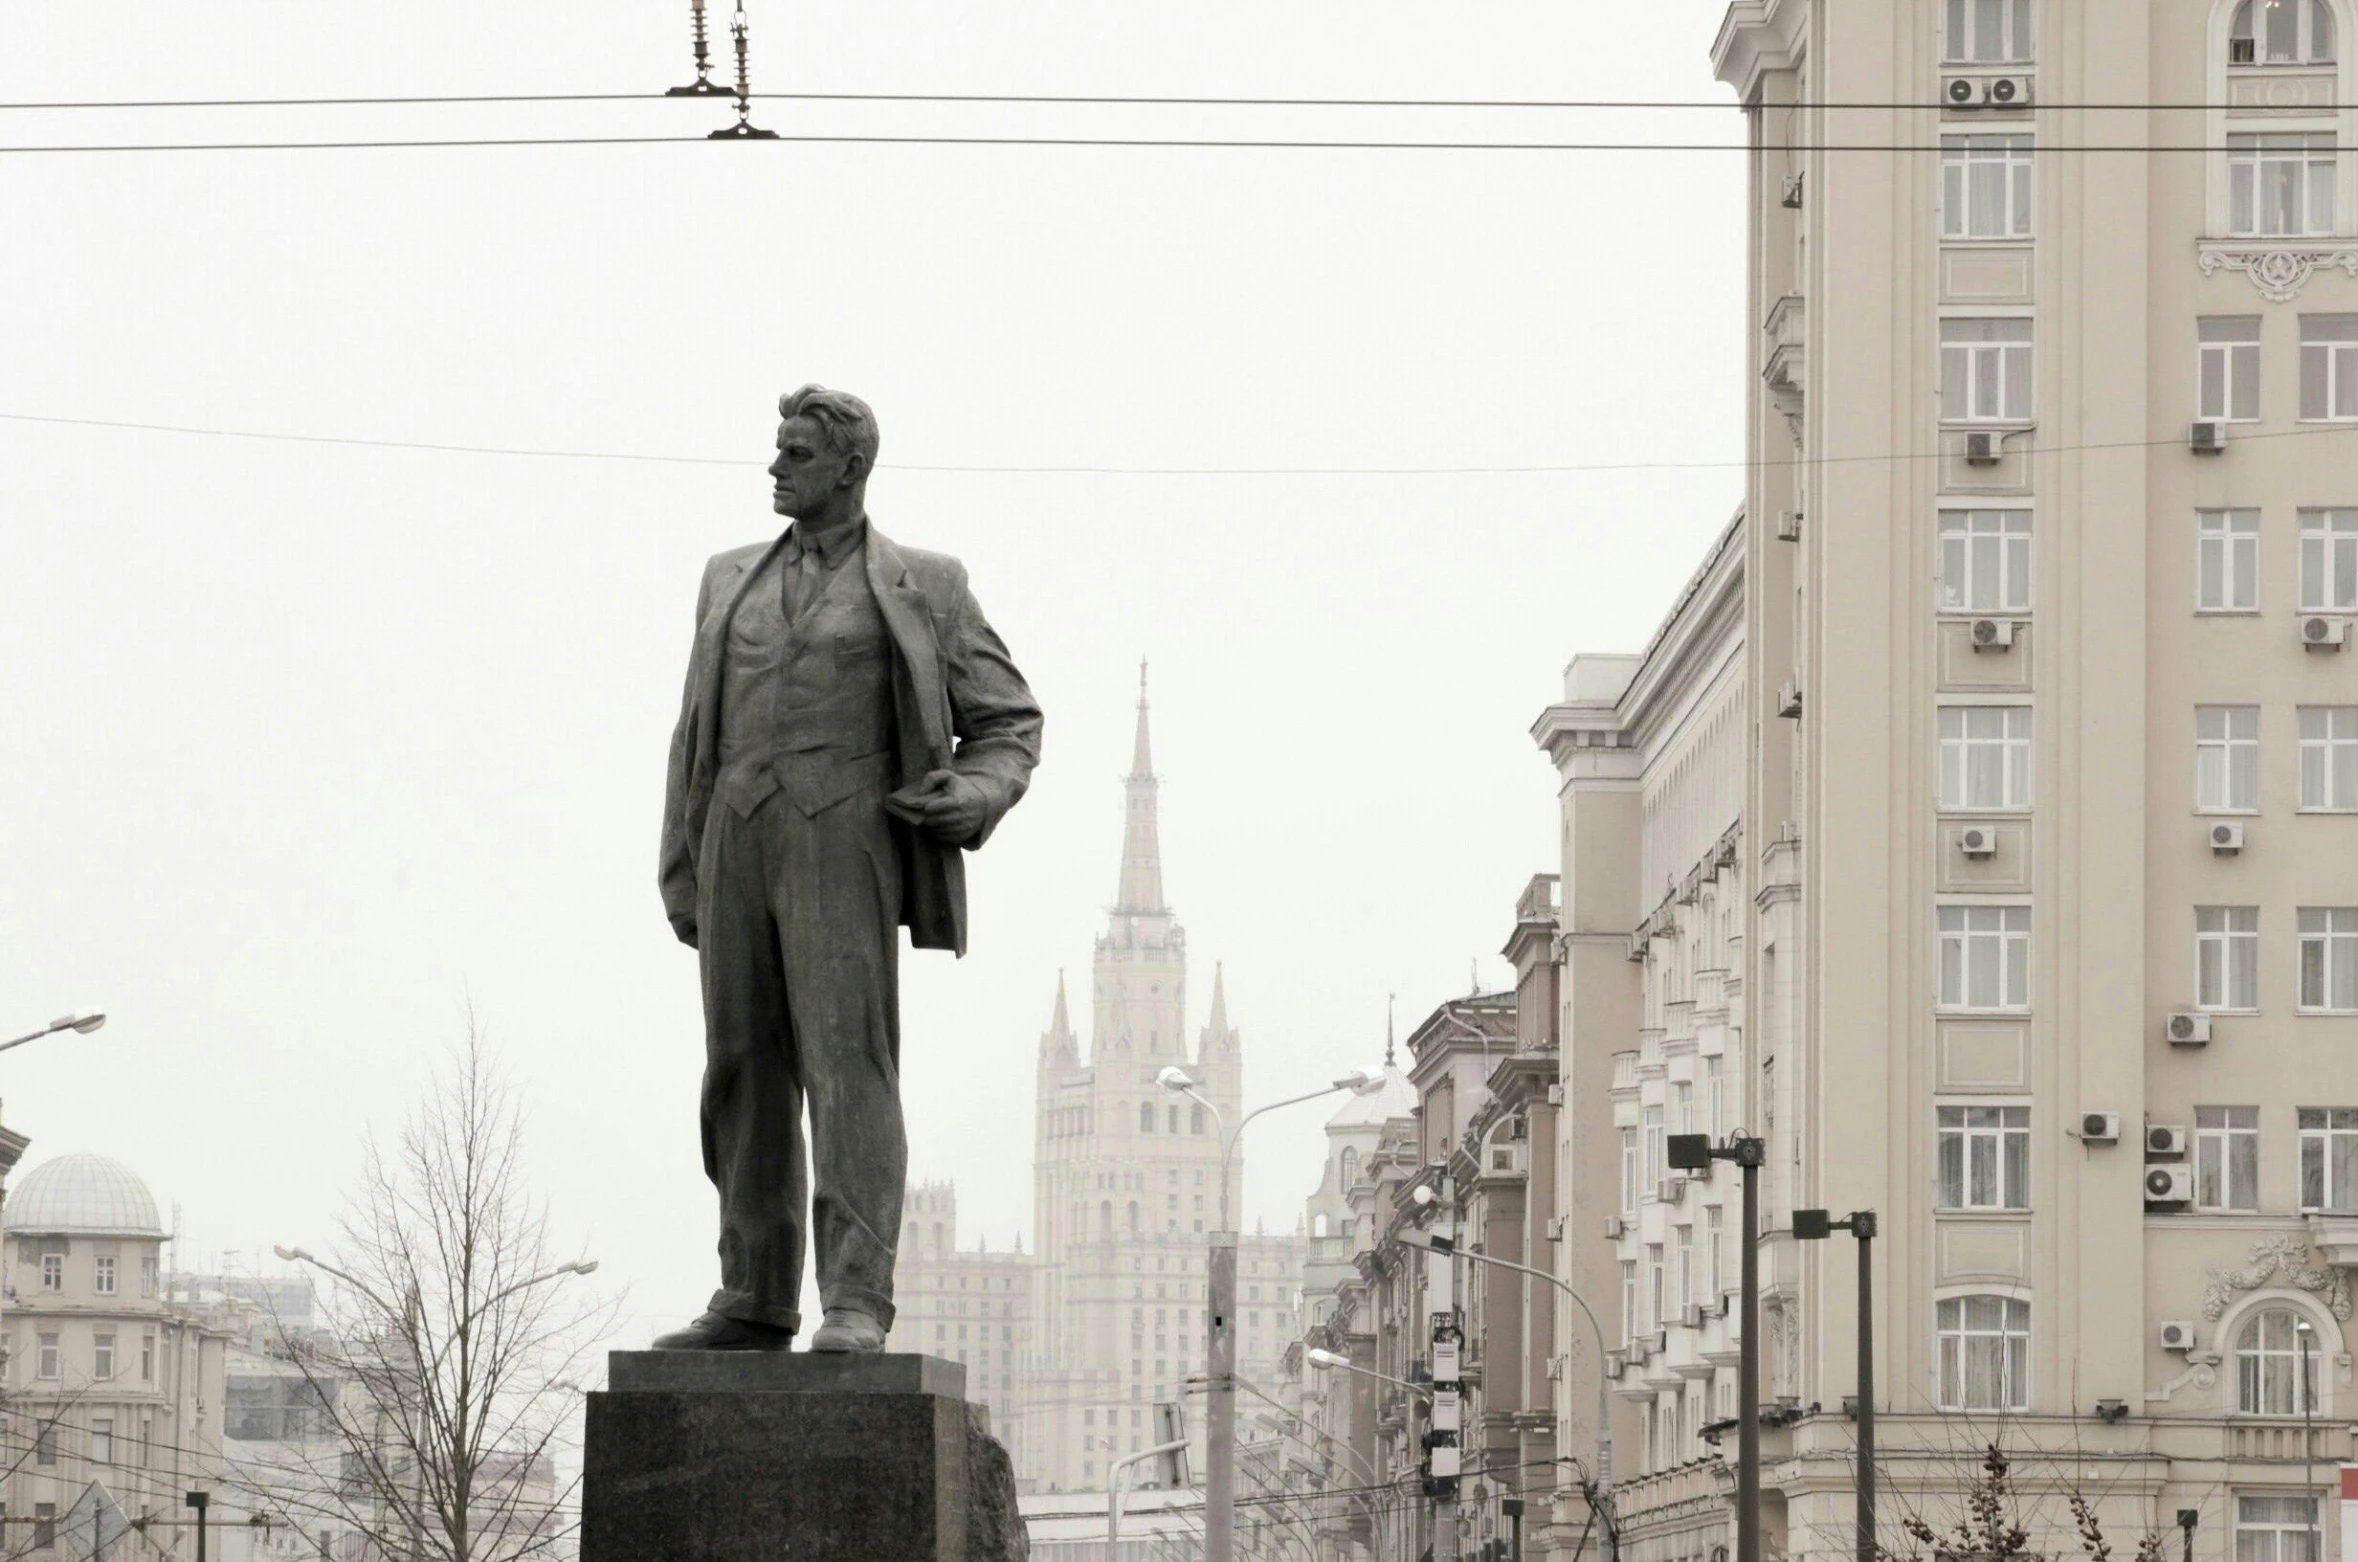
[1156, 1063, 1382, 1562]
[273, 1247, 598, 1371]
[1794, 1209, 1878, 1562]
[1668, 1132, 1767, 1562]
[2297, 1317, 2320, 1562]
[1, 1012, 107, 1054]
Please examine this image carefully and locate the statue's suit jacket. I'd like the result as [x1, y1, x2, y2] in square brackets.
[659, 524, 1042, 957]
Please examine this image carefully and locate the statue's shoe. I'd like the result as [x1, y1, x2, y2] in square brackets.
[808, 1307, 887, 1353]
[648, 1311, 795, 1352]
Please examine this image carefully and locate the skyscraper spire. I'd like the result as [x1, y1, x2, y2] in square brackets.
[1207, 962, 1228, 1036]
[1051, 970, 1072, 1039]
[1115, 660, 1166, 913]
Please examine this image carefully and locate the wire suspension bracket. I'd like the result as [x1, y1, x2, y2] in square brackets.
[708, 0, 778, 139]
[664, 0, 729, 96]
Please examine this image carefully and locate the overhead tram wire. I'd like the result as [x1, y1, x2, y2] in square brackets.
[0, 91, 2295, 111]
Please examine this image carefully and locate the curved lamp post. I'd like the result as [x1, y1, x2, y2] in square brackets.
[1, 1012, 107, 1054]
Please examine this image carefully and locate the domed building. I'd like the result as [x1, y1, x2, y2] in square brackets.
[4, 1152, 240, 1554]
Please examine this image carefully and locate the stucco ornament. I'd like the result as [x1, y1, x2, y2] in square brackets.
[2200, 1233, 2353, 1323]
[2197, 245, 2358, 304]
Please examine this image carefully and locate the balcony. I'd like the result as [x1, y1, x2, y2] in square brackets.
[2306, 1212, 2358, 1267]
[1610, 1052, 1640, 1092]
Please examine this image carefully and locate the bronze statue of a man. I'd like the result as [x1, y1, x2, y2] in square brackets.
[656, 386, 1042, 1352]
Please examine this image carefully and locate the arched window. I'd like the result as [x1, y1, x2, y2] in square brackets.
[1341, 1149, 1360, 1189]
[1127, 1201, 1140, 1231]
[932, 1222, 945, 1255]
[1099, 1201, 1113, 1237]
[1935, 1294, 2030, 1410]
[1140, 1101, 1154, 1133]
[1313, 1212, 1330, 1238]
[1191, 1104, 1207, 1135]
[2236, 1307, 2322, 1413]
[2231, 0, 2337, 65]
[1168, 1106, 1181, 1135]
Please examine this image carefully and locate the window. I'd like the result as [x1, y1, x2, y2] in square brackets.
[2197, 1107, 2261, 1211]
[34, 1502, 54, 1549]
[2299, 908, 2358, 1010]
[1674, 1081, 1694, 1136]
[94, 1255, 115, 1296]
[1643, 1106, 1666, 1196]
[1621, 1260, 1639, 1342]
[2235, 1496, 2320, 1562]
[141, 1332, 154, 1382]
[1676, 1225, 1694, 1311]
[1942, 135, 2034, 239]
[94, 1333, 114, 1381]
[2199, 907, 2263, 1011]
[1706, 1205, 1724, 1296]
[1939, 510, 2032, 614]
[2229, 0, 2338, 65]
[2298, 1107, 2358, 1210]
[1942, 318, 2034, 421]
[91, 1416, 113, 1465]
[1936, 1295, 2030, 1410]
[1937, 1105, 2031, 1209]
[2300, 708, 2358, 809]
[2303, 318, 2358, 421]
[1945, 0, 2034, 62]
[40, 1253, 60, 1292]
[35, 1425, 55, 1466]
[1646, 1244, 1665, 1332]
[36, 1335, 57, 1380]
[1705, 1055, 1726, 1139]
[1139, 1102, 1153, 1133]
[2201, 319, 2264, 422]
[1938, 904, 2031, 1010]
[1620, 1127, 1639, 1216]
[2237, 1309, 2322, 1414]
[1938, 705, 2033, 809]
[140, 1255, 157, 1298]
[2228, 134, 2338, 237]
[2200, 510, 2262, 611]
[2198, 706, 2262, 811]
[1190, 1104, 1206, 1134]
[2301, 510, 2358, 610]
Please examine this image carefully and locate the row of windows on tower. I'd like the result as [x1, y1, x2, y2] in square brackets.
[1141, 1102, 1207, 1134]
[1940, 1, 2340, 71]
[27, 1251, 159, 1298]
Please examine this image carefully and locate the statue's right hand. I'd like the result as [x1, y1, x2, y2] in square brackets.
[672, 916, 700, 951]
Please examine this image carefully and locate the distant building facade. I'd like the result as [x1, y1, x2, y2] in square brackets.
[892, 1182, 1034, 1471]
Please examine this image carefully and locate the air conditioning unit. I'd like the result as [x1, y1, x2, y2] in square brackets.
[2145, 1163, 2193, 1204]
[2159, 1320, 2198, 1353]
[2147, 1124, 2190, 1156]
[1965, 430, 2001, 465]
[1943, 75, 1983, 110]
[1547, 1083, 1565, 1107]
[1715, 1293, 1732, 1319]
[1776, 509, 1803, 543]
[1662, 1175, 1689, 1207]
[1546, 1216, 1567, 1242]
[2166, 1011, 2213, 1047]
[1983, 74, 2033, 109]
[2191, 420, 2226, 454]
[1489, 1142, 1526, 1174]
[1546, 1355, 1566, 1382]
[1605, 1349, 1627, 1377]
[2301, 615, 2350, 650]
[1969, 616, 2017, 651]
[2210, 820, 2245, 855]
[1781, 173, 1805, 210]
[1682, 1303, 1706, 1329]
[2081, 1112, 2122, 1144]
[1603, 1216, 1625, 1239]
[1960, 825, 1998, 859]
[1777, 678, 1804, 718]
[1628, 1338, 1651, 1365]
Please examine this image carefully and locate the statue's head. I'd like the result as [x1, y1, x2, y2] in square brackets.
[771, 385, 879, 521]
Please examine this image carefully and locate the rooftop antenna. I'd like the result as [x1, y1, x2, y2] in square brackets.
[1470, 957, 1480, 996]
[708, 0, 780, 139]
[1384, 994, 1396, 1068]
[664, 0, 730, 96]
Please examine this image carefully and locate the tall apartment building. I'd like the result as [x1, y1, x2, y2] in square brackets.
[889, 1181, 1035, 1471]
[1538, 4, 2358, 1560]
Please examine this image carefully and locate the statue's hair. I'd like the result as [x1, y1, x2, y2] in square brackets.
[777, 385, 880, 471]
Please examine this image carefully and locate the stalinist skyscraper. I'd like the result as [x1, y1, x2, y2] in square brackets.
[889, 671, 1305, 1494]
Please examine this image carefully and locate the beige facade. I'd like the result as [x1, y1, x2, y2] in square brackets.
[889, 1181, 1035, 1470]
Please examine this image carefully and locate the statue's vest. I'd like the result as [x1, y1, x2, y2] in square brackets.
[713, 551, 899, 823]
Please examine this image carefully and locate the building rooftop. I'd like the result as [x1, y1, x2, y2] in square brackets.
[1327, 1064, 1416, 1129]
[4, 1152, 166, 1237]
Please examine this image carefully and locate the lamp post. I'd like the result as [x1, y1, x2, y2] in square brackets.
[184, 1491, 209, 1562]
[2297, 1317, 2319, 1562]
[0, 1012, 107, 1054]
[1794, 1209, 1877, 1562]
[1396, 1216, 1619, 1562]
[1668, 1133, 1766, 1562]
[1157, 1064, 1381, 1562]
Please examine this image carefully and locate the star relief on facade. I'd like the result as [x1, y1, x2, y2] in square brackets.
[2196, 242, 2358, 303]
[2199, 1232, 2353, 1323]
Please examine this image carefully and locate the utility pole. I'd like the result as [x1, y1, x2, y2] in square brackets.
[1796, 1209, 1877, 1562]
[1670, 1133, 1766, 1562]
[1427, 1171, 1463, 1562]
[1205, 1228, 1238, 1562]
[184, 1492, 208, 1562]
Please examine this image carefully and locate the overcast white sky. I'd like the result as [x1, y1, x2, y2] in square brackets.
[2, 0, 1745, 1344]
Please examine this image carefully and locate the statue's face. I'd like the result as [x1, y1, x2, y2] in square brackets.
[769, 415, 858, 519]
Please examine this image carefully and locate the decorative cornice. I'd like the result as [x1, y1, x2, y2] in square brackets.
[2201, 1233, 2353, 1322]
[2197, 242, 2358, 303]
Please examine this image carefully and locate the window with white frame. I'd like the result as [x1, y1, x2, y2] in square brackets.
[1937, 1104, 2030, 1209]
[1938, 705, 2033, 810]
[1647, 1244, 1665, 1332]
[2201, 318, 2264, 422]
[2301, 509, 2358, 610]
[2299, 707, 2358, 809]
[2298, 908, 2358, 1011]
[1674, 1080, 1694, 1137]
[1938, 509, 2032, 613]
[2236, 1308, 2322, 1415]
[1935, 1294, 2030, 1410]
[2197, 1105, 2262, 1211]
[1621, 1260, 1639, 1342]
[2229, 0, 2338, 65]
[1945, 0, 2035, 63]
[2199, 907, 2263, 1011]
[2300, 1106, 2358, 1210]
[2228, 134, 2338, 237]
[1706, 1205, 1724, 1296]
[1938, 904, 2031, 1010]
[2198, 706, 2262, 812]
[1676, 1225, 1694, 1311]
[94, 1255, 115, 1296]
[2301, 317, 2358, 421]
[1942, 318, 2035, 421]
[1621, 1125, 1639, 1215]
[2200, 510, 2262, 611]
[1942, 135, 2034, 239]
[1705, 1054, 1725, 1139]
[39, 1253, 60, 1292]
[1643, 1106, 1665, 1197]
[2235, 1495, 2321, 1562]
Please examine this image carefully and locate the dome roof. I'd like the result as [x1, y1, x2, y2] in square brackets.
[1327, 1066, 1416, 1129]
[4, 1153, 165, 1238]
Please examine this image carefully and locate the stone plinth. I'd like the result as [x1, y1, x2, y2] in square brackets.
[582, 1351, 1026, 1562]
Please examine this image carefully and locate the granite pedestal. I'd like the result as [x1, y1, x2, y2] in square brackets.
[582, 1352, 1026, 1562]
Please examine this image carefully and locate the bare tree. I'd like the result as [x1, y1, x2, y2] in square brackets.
[249, 1020, 615, 1562]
